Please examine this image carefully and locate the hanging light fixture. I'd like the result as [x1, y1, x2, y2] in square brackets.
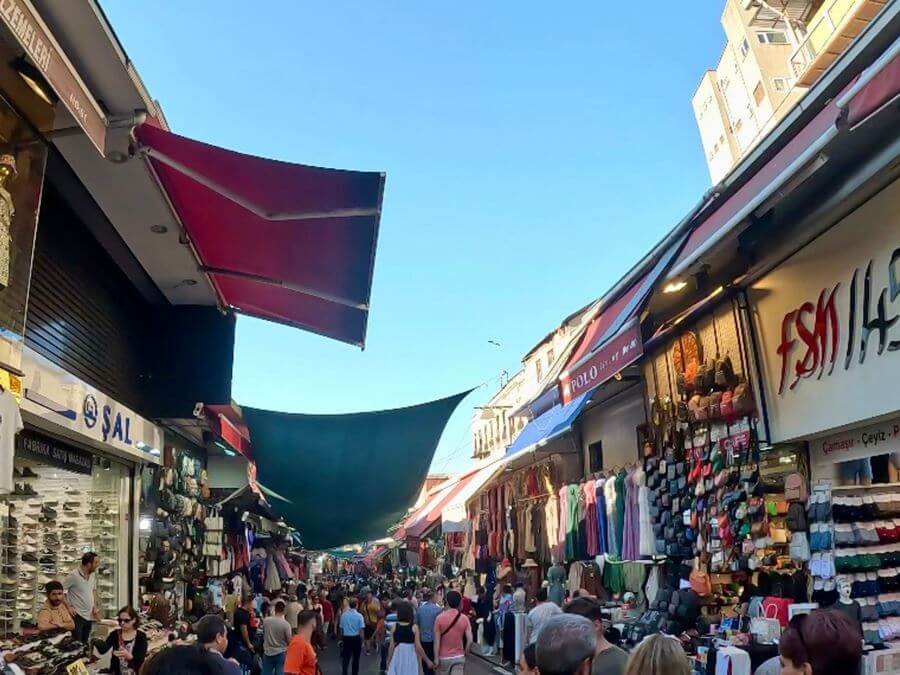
[11, 56, 57, 105]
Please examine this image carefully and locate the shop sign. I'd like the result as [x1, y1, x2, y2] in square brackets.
[560, 322, 642, 404]
[0, 0, 107, 156]
[775, 250, 899, 395]
[811, 416, 900, 467]
[20, 346, 162, 463]
[16, 428, 92, 475]
[750, 178, 900, 442]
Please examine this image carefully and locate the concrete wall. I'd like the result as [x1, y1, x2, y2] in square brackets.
[578, 387, 645, 476]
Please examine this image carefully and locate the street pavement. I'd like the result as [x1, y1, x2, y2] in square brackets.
[317, 639, 506, 675]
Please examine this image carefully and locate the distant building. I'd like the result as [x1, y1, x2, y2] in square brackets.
[693, 0, 886, 183]
[471, 302, 596, 461]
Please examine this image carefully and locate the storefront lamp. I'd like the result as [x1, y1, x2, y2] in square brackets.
[139, 517, 152, 532]
[214, 440, 236, 457]
[136, 441, 161, 456]
[12, 56, 57, 105]
[663, 280, 688, 294]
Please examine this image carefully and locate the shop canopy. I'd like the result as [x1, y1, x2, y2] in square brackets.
[504, 391, 592, 458]
[666, 35, 900, 283]
[134, 123, 385, 347]
[243, 391, 469, 550]
[558, 239, 683, 404]
[441, 458, 511, 533]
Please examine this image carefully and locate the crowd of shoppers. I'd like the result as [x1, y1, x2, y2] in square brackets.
[48, 568, 863, 675]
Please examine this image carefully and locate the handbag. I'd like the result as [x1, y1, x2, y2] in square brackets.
[762, 596, 792, 627]
[689, 567, 712, 597]
[789, 531, 810, 562]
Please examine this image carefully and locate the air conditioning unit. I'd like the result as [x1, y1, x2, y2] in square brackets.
[742, 0, 759, 9]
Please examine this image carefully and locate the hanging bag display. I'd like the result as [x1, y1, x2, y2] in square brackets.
[784, 473, 808, 503]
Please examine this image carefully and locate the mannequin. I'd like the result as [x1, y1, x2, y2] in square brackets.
[830, 577, 861, 629]
[547, 562, 566, 607]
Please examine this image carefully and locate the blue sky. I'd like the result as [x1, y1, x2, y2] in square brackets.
[103, 2, 723, 474]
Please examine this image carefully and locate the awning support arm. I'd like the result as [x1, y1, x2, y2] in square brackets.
[200, 266, 370, 311]
[139, 146, 381, 221]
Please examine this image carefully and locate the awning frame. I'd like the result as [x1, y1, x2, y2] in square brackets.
[132, 124, 386, 348]
[140, 145, 382, 222]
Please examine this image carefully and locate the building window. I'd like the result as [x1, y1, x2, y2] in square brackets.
[753, 82, 765, 106]
[535, 359, 543, 383]
[734, 118, 743, 132]
[718, 76, 730, 93]
[588, 441, 604, 474]
[772, 77, 789, 92]
[739, 38, 750, 58]
[757, 31, 788, 45]
[547, 348, 555, 368]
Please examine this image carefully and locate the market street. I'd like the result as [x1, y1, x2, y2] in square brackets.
[0, 2, 895, 674]
[317, 641, 503, 675]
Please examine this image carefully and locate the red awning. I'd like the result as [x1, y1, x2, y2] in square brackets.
[558, 237, 684, 404]
[668, 99, 840, 278]
[396, 469, 479, 542]
[845, 48, 900, 126]
[134, 123, 385, 347]
[205, 403, 253, 460]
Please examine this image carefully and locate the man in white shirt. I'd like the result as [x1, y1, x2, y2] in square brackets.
[63, 552, 100, 643]
[526, 588, 561, 644]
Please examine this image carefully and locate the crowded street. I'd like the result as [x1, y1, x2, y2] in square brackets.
[0, 1, 895, 674]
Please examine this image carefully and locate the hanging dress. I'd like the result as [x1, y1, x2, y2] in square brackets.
[614, 469, 627, 558]
[636, 467, 655, 557]
[557, 486, 569, 562]
[621, 470, 639, 561]
[595, 479, 608, 556]
[584, 480, 598, 557]
[604, 477, 618, 557]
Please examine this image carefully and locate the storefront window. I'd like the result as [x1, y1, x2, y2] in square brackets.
[0, 430, 129, 634]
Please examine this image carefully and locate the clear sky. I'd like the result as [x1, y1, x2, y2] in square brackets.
[102, 1, 724, 474]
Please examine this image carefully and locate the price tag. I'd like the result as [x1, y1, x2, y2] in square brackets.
[67, 660, 90, 675]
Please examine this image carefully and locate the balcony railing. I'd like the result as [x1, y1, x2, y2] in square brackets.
[790, 0, 886, 86]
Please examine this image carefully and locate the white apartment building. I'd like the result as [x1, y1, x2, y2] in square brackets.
[693, 0, 886, 183]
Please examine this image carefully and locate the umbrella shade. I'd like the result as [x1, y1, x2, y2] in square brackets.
[243, 391, 470, 549]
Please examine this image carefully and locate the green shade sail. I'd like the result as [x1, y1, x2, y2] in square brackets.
[243, 391, 470, 550]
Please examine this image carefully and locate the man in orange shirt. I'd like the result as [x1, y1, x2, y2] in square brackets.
[285, 610, 318, 675]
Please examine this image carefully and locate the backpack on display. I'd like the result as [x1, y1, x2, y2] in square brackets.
[785, 473, 808, 503]
[732, 378, 755, 416]
[715, 355, 736, 389]
[785, 502, 808, 532]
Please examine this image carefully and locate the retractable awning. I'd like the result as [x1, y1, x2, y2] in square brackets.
[134, 123, 385, 347]
[395, 475, 472, 544]
[505, 391, 591, 458]
[558, 239, 683, 404]
[441, 458, 510, 533]
[243, 391, 469, 550]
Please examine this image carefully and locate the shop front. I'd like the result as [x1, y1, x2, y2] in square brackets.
[0, 345, 163, 635]
[750, 176, 900, 484]
[746, 176, 900, 655]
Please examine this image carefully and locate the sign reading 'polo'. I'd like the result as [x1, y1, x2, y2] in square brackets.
[751, 178, 900, 442]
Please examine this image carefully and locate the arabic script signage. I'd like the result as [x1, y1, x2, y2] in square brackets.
[751, 178, 900, 442]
